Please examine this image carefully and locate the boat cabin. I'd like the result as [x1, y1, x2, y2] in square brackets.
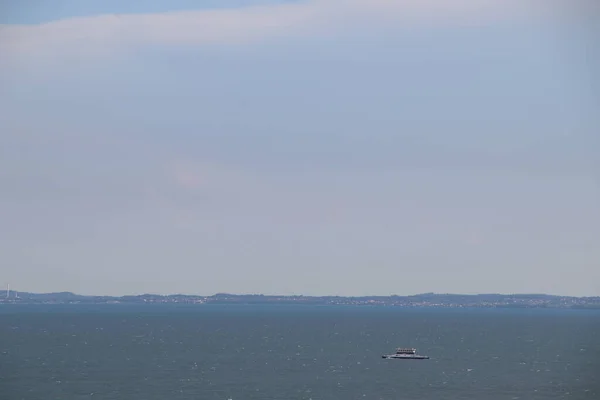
[395, 348, 417, 354]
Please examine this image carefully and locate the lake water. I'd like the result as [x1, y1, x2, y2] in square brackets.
[1, 305, 598, 399]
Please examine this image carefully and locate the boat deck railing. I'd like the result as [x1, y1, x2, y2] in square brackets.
[395, 348, 417, 354]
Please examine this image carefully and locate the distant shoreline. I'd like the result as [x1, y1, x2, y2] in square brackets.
[2, 292, 599, 309]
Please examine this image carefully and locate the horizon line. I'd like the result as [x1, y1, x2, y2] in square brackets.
[8, 290, 599, 299]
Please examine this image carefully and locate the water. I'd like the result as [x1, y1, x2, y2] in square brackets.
[1, 305, 598, 399]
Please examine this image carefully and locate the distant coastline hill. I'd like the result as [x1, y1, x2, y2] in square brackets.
[2, 291, 599, 309]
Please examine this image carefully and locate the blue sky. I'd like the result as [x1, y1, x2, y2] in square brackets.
[0, 0, 301, 24]
[0, 0, 598, 296]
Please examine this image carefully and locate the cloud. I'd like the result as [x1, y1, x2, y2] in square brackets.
[170, 159, 262, 192]
[0, 0, 549, 69]
[172, 160, 205, 191]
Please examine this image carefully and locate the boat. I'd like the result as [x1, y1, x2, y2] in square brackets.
[382, 348, 429, 360]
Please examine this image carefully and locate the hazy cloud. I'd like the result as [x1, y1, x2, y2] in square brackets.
[1, 0, 599, 296]
[0, 0, 556, 69]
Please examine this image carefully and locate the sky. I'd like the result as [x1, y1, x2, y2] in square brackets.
[0, 0, 599, 297]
